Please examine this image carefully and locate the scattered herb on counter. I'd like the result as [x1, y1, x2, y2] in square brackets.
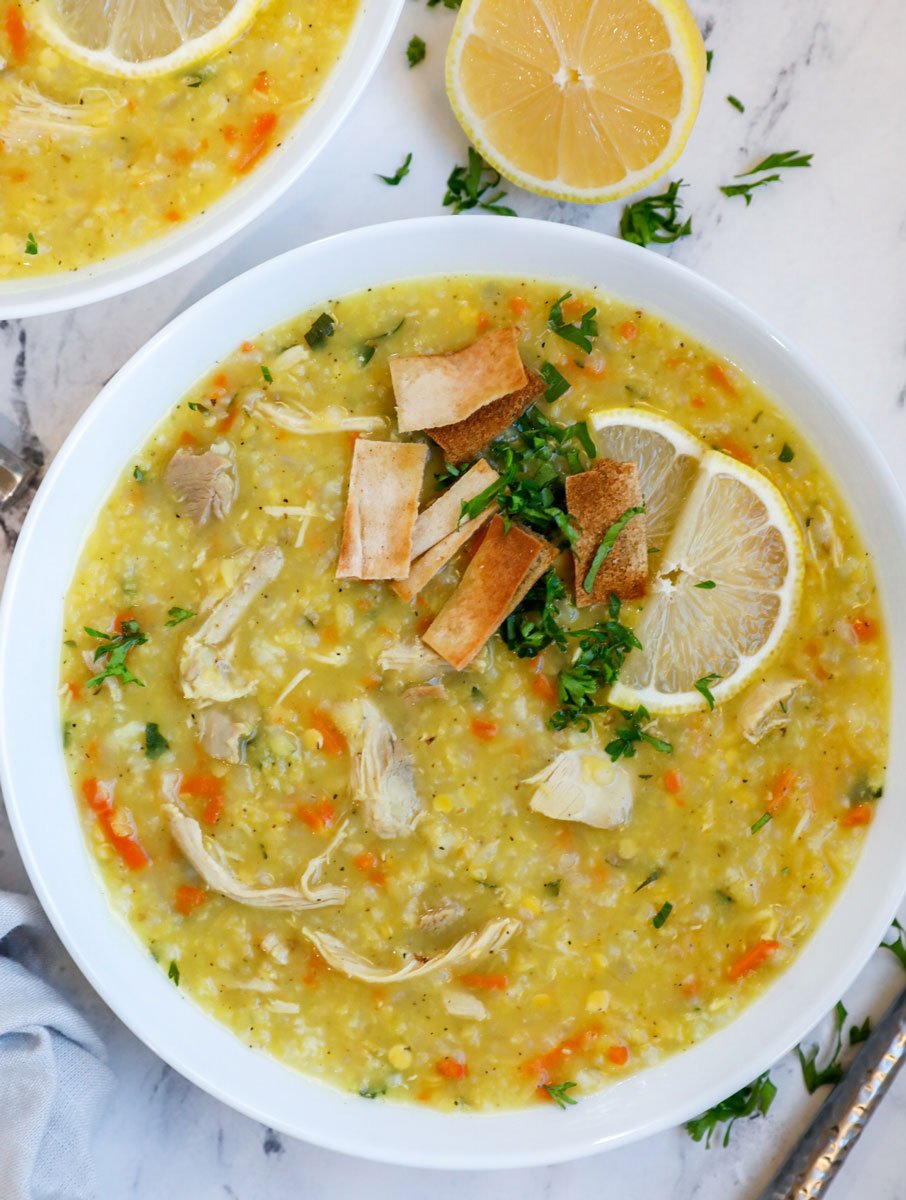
[84, 620, 148, 690]
[706, 49, 713, 72]
[849, 1017, 872, 1045]
[427, 0, 461, 7]
[619, 181, 692, 247]
[882, 918, 906, 970]
[798, 1001, 849, 1092]
[652, 901, 673, 929]
[24, 232, 37, 255]
[605, 705, 672, 761]
[634, 867, 662, 892]
[443, 147, 516, 215]
[548, 292, 598, 353]
[695, 673, 721, 711]
[539, 361, 570, 404]
[168, 960, 180, 986]
[720, 174, 782, 206]
[304, 311, 336, 349]
[165, 606, 196, 627]
[260, 365, 273, 383]
[779, 442, 795, 463]
[502, 570, 568, 657]
[133, 466, 146, 482]
[584, 505, 646, 592]
[742, 150, 814, 174]
[144, 722, 169, 759]
[407, 35, 426, 67]
[727, 95, 745, 112]
[550, 597, 642, 731]
[750, 811, 772, 835]
[358, 317, 405, 366]
[544, 879, 562, 897]
[695, 579, 716, 589]
[377, 151, 413, 186]
[543, 1081, 578, 1109]
[686, 1071, 777, 1148]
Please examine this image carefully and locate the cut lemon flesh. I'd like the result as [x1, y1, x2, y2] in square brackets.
[28, 0, 260, 78]
[609, 448, 804, 714]
[590, 407, 702, 550]
[446, 0, 707, 203]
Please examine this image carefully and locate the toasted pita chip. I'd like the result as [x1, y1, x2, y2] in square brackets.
[391, 328, 527, 433]
[422, 515, 556, 669]
[566, 460, 647, 605]
[411, 460, 499, 559]
[336, 440, 428, 580]
[393, 504, 497, 604]
[426, 371, 545, 463]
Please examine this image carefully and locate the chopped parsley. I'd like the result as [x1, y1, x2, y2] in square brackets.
[168, 960, 180, 986]
[686, 1071, 776, 1148]
[84, 620, 148, 690]
[798, 1001, 848, 1092]
[24, 232, 37, 255]
[304, 312, 336, 349]
[584, 505, 645, 592]
[443, 148, 516, 215]
[705, 49, 713, 72]
[605, 705, 672, 761]
[652, 901, 673, 929]
[550, 597, 641, 731]
[634, 867, 662, 892]
[778, 442, 795, 463]
[543, 1081, 578, 1109]
[544, 879, 562, 897]
[548, 292, 598, 353]
[539, 361, 570, 404]
[750, 811, 772, 834]
[427, 0, 461, 6]
[187, 401, 207, 412]
[358, 317, 405, 366]
[720, 175, 782, 206]
[184, 65, 215, 87]
[501, 570, 568, 658]
[695, 579, 716, 589]
[694, 673, 721, 711]
[260, 365, 273, 383]
[407, 35, 426, 67]
[619, 181, 692, 247]
[727, 95, 745, 112]
[133, 466, 146, 482]
[377, 151, 413, 186]
[144, 723, 169, 759]
[359, 1084, 387, 1100]
[742, 150, 814, 174]
[165, 606, 196, 627]
[849, 1016, 872, 1045]
[882, 917, 906, 971]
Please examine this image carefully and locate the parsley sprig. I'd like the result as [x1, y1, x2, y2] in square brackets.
[550, 596, 641, 731]
[882, 918, 906, 971]
[84, 620, 148, 690]
[797, 1001, 848, 1092]
[605, 705, 672, 761]
[584, 505, 645, 592]
[502, 570, 568, 658]
[686, 1071, 777, 1148]
[443, 148, 516, 215]
[406, 36, 426, 67]
[377, 152, 412, 186]
[620, 181, 692, 247]
[721, 150, 813, 205]
[543, 1081, 578, 1109]
[548, 292, 598, 353]
[695, 673, 721, 710]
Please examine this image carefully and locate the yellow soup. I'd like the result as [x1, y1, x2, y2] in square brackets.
[0, 0, 358, 277]
[61, 277, 888, 1111]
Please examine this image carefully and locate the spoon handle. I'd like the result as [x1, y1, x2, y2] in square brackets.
[0, 442, 30, 504]
[756, 982, 906, 1200]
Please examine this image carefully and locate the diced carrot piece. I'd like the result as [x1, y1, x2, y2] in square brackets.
[436, 1057, 468, 1080]
[5, 5, 27, 61]
[181, 774, 223, 800]
[164, 208, 182, 223]
[706, 362, 738, 395]
[201, 794, 224, 825]
[532, 673, 557, 702]
[471, 718, 498, 741]
[98, 808, 149, 870]
[309, 710, 348, 757]
[848, 616, 877, 643]
[218, 404, 240, 433]
[617, 320, 638, 341]
[296, 798, 336, 833]
[235, 111, 278, 174]
[476, 312, 491, 333]
[82, 778, 112, 813]
[691, 394, 705, 409]
[727, 939, 779, 982]
[509, 296, 529, 316]
[522, 1024, 602, 1083]
[240, 340, 255, 353]
[768, 767, 797, 814]
[607, 1044, 629, 1066]
[663, 769, 682, 795]
[720, 438, 754, 465]
[353, 851, 385, 885]
[841, 803, 873, 827]
[460, 973, 509, 990]
[222, 124, 238, 143]
[252, 70, 270, 93]
[174, 884, 207, 916]
[67, 681, 82, 701]
[178, 430, 197, 447]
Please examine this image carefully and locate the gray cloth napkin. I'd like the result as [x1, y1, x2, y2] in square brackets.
[0, 892, 114, 1200]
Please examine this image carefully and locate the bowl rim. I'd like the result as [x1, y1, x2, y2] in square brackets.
[2, 216, 906, 1169]
[0, 0, 405, 319]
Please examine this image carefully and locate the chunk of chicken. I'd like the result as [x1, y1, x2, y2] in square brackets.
[180, 545, 284, 706]
[736, 676, 804, 744]
[443, 990, 488, 1021]
[524, 748, 633, 829]
[196, 705, 257, 764]
[418, 899, 465, 932]
[165, 439, 238, 525]
[337, 699, 421, 838]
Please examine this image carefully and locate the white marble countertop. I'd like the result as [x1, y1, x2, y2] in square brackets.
[2, 1, 906, 1196]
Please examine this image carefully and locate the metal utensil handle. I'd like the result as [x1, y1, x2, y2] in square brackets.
[757, 982, 906, 1200]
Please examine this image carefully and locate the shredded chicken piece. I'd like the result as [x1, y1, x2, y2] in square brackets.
[180, 545, 284, 706]
[377, 642, 452, 681]
[2, 83, 126, 145]
[806, 505, 844, 570]
[302, 917, 520, 984]
[403, 684, 447, 704]
[525, 749, 633, 829]
[255, 400, 386, 436]
[164, 804, 348, 910]
[337, 700, 421, 838]
[443, 990, 488, 1021]
[274, 667, 311, 707]
[418, 900, 464, 932]
[196, 706, 257, 764]
[165, 439, 238, 525]
[736, 676, 804, 744]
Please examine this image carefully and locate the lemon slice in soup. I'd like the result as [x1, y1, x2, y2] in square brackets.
[609, 449, 804, 715]
[29, 0, 261, 78]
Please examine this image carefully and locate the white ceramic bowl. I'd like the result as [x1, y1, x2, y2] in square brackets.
[2, 217, 905, 1169]
[0, 0, 404, 319]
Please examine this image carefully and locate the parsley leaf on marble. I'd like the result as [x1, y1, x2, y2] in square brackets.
[407, 36, 426, 67]
[882, 918, 906, 971]
[720, 175, 783, 206]
[443, 148, 516, 215]
[798, 1001, 848, 1092]
[686, 1072, 777, 1147]
[727, 95, 745, 112]
[377, 152, 413, 186]
[741, 150, 814, 174]
[620, 181, 692, 247]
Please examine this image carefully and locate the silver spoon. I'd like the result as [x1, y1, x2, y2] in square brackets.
[757, 980, 906, 1199]
[0, 442, 30, 503]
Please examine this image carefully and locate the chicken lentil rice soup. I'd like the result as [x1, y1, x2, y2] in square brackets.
[0, 0, 358, 277]
[60, 277, 888, 1111]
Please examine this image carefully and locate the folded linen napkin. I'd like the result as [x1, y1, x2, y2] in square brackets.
[0, 891, 114, 1200]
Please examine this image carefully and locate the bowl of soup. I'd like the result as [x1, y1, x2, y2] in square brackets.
[0, 0, 404, 317]
[2, 217, 905, 1168]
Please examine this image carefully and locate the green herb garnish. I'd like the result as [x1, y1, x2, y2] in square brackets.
[686, 1071, 776, 1148]
[407, 35, 426, 67]
[634, 867, 662, 892]
[720, 175, 782, 206]
[24, 232, 38, 255]
[304, 312, 336, 349]
[882, 918, 906, 971]
[443, 147, 516, 215]
[84, 620, 148, 690]
[427, 0, 461, 7]
[165, 606, 196, 627]
[727, 95, 745, 112]
[184, 65, 214, 87]
[652, 901, 673, 929]
[359, 1084, 387, 1099]
[144, 723, 169, 759]
[705, 49, 713, 71]
[133, 466, 146, 482]
[544, 879, 562, 897]
[548, 292, 598, 353]
[849, 1017, 871, 1045]
[261, 365, 273, 383]
[798, 1001, 848, 1092]
[359, 317, 405, 366]
[583, 505, 645, 593]
[695, 580, 716, 589]
[502, 570, 568, 658]
[187, 401, 207, 412]
[377, 152, 413, 186]
[694, 673, 721, 711]
[539, 361, 570, 404]
[620, 181, 691, 247]
[742, 150, 814, 174]
[606, 705, 673, 761]
[168, 960, 180, 986]
[550, 597, 641, 731]
[778, 442, 795, 463]
[543, 1081, 578, 1109]
[750, 811, 772, 834]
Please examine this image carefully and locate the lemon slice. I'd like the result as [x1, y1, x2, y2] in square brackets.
[590, 407, 703, 551]
[609, 449, 804, 714]
[445, 0, 707, 203]
[27, 0, 260, 78]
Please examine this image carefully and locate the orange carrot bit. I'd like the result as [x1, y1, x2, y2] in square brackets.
[98, 807, 150, 870]
[178, 430, 197, 447]
[236, 111, 278, 174]
[841, 803, 873, 828]
[353, 850, 386, 886]
[531, 673, 557, 703]
[164, 208, 182, 223]
[460, 973, 509, 991]
[690, 394, 706, 409]
[803, 638, 831, 681]
[720, 438, 754, 465]
[508, 295, 529, 316]
[476, 311, 491, 333]
[240, 340, 256, 354]
[617, 320, 638, 341]
[252, 70, 270, 93]
[767, 767, 797, 814]
[181, 773, 223, 800]
[296, 798, 336, 834]
[84, 739, 99, 763]
[523, 1024, 602, 1083]
[309, 710, 348, 757]
[221, 124, 238, 143]
[303, 950, 326, 988]
[706, 361, 739, 395]
[663, 769, 683, 795]
[359, 674, 382, 691]
[169, 147, 194, 166]
[218, 404, 240, 433]
[848, 615, 878, 643]
[726, 938, 779, 982]
[67, 680, 82, 701]
[81, 777, 113, 814]
[416, 1087, 434, 1103]
[174, 884, 207, 916]
[436, 1056, 468, 1080]
[471, 718, 499, 741]
[202, 795, 224, 825]
[607, 1044, 629, 1066]
[211, 371, 229, 390]
[5, 5, 27, 62]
